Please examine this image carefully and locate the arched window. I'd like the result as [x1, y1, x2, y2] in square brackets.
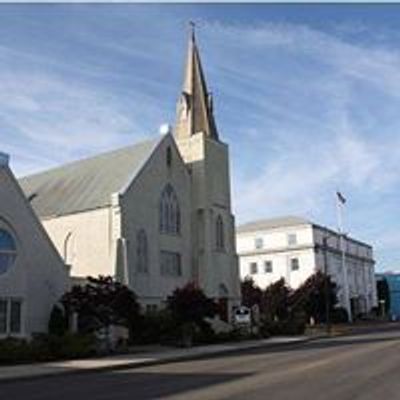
[159, 184, 180, 234]
[0, 228, 17, 275]
[136, 229, 148, 273]
[216, 215, 225, 251]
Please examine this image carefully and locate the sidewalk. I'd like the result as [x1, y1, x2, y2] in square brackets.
[0, 336, 312, 383]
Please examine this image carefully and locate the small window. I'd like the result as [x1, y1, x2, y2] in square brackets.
[254, 238, 263, 249]
[250, 262, 258, 275]
[216, 215, 225, 251]
[290, 258, 300, 271]
[159, 184, 180, 235]
[166, 146, 172, 167]
[0, 229, 17, 275]
[0, 298, 22, 335]
[264, 261, 273, 273]
[160, 251, 182, 277]
[0, 300, 7, 334]
[136, 229, 148, 274]
[146, 304, 158, 314]
[287, 233, 297, 246]
[10, 300, 22, 334]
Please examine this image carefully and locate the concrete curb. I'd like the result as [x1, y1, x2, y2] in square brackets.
[0, 336, 323, 384]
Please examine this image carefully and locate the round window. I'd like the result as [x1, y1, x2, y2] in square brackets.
[0, 229, 17, 275]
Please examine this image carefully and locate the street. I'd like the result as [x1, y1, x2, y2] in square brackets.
[2, 326, 400, 400]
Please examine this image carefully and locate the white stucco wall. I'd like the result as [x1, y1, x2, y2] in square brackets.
[237, 224, 316, 289]
[176, 132, 241, 304]
[0, 164, 69, 337]
[43, 207, 112, 278]
[119, 134, 192, 305]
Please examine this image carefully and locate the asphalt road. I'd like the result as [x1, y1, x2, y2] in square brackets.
[2, 326, 400, 400]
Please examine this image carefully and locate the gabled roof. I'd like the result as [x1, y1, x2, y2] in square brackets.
[19, 136, 162, 219]
[237, 216, 311, 234]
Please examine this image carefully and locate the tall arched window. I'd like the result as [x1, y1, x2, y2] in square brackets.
[0, 228, 17, 275]
[136, 229, 148, 273]
[159, 184, 180, 234]
[216, 215, 225, 251]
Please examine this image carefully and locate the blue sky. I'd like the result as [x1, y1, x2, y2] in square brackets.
[1, 4, 400, 271]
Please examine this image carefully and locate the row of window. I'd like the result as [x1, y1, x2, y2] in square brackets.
[158, 184, 225, 250]
[0, 298, 22, 335]
[254, 233, 298, 250]
[249, 258, 300, 275]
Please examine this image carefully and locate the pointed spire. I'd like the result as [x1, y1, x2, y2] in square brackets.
[175, 23, 219, 141]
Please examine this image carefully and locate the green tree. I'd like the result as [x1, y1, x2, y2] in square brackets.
[61, 276, 140, 334]
[261, 278, 291, 322]
[290, 271, 338, 324]
[166, 283, 218, 346]
[241, 277, 263, 309]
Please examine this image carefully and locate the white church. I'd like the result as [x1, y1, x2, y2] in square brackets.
[16, 30, 241, 326]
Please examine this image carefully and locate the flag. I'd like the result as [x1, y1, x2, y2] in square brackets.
[336, 191, 346, 205]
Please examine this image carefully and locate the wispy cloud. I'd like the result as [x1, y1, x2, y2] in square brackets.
[0, 6, 399, 270]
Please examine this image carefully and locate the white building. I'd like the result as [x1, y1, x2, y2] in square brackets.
[0, 153, 69, 338]
[19, 31, 241, 321]
[236, 216, 377, 316]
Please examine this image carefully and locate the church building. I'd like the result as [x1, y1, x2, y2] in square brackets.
[19, 31, 241, 319]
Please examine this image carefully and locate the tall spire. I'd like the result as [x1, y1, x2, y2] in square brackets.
[175, 23, 219, 141]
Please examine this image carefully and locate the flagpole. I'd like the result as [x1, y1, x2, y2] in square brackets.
[336, 191, 352, 323]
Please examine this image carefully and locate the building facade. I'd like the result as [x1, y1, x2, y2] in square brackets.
[19, 32, 241, 318]
[236, 216, 377, 317]
[376, 273, 400, 321]
[0, 153, 69, 338]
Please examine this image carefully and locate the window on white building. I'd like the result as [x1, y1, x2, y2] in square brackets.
[254, 237, 264, 249]
[250, 262, 258, 275]
[216, 215, 225, 251]
[290, 258, 300, 271]
[264, 261, 273, 273]
[0, 299, 6, 334]
[287, 233, 297, 246]
[159, 184, 181, 235]
[0, 298, 22, 335]
[0, 229, 17, 275]
[136, 229, 148, 273]
[160, 251, 182, 277]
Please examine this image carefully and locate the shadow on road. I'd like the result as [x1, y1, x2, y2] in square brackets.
[0, 370, 253, 400]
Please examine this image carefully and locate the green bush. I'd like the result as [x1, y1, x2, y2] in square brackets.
[130, 310, 180, 345]
[0, 334, 96, 365]
[260, 310, 307, 337]
[0, 338, 34, 364]
[331, 307, 349, 324]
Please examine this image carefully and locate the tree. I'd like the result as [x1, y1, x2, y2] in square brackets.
[166, 283, 218, 346]
[167, 283, 218, 328]
[241, 277, 263, 309]
[48, 304, 68, 336]
[261, 278, 291, 322]
[289, 271, 338, 324]
[61, 276, 140, 334]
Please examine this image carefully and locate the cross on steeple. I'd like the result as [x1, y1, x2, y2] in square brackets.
[174, 24, 219, 141]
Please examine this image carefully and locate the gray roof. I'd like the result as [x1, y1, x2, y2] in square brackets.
[237, 216, 310, 234]
[19, 137, 162, 218]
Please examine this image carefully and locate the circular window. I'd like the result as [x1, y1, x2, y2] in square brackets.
[0, 229, 17, 275]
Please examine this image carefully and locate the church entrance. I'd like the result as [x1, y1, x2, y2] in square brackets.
[218, 284, 229, 322]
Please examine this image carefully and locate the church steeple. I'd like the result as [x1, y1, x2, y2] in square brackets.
[174, 23, 219, 141]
